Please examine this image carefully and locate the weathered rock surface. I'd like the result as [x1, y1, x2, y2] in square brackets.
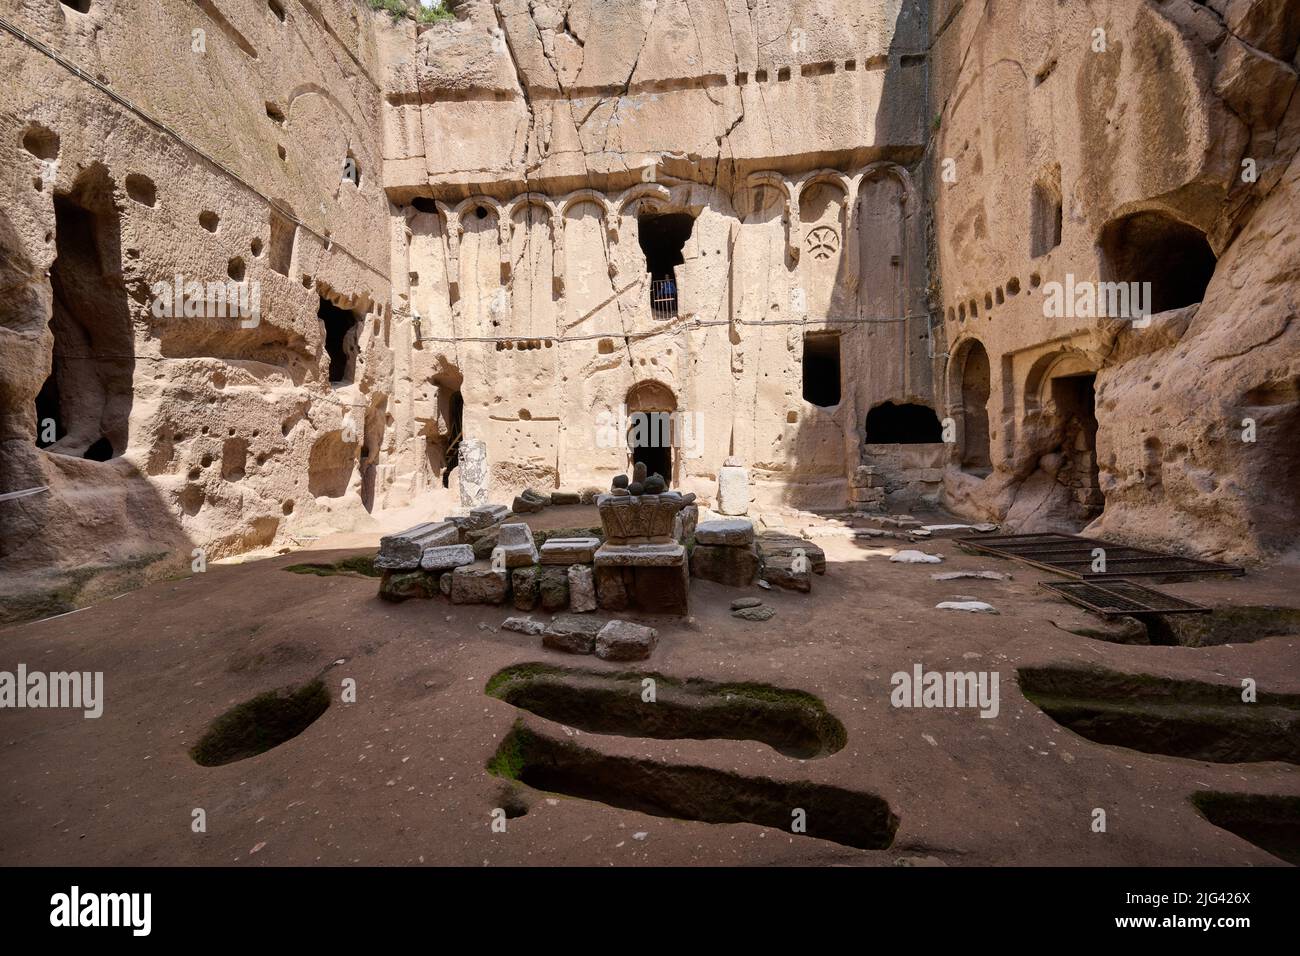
[595, 620, 658, 661]
[542, 613, 604, 654]
[450, 567, 508, 605]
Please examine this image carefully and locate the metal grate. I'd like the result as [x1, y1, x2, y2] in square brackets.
[954, 532, 1244, 580]
[1040, 579, 1212, 617]
[650, 277, 678, 319]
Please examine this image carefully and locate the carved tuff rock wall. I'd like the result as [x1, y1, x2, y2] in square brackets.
[384, 0, 936, 513]
[2, 0, 1297, 621]
[1, 0, 393, 618]
[930, 0, 1300, 563]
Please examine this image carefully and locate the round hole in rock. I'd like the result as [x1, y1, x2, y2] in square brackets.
[228, 256, 245, 281]
[190, 680, 329, 767]
[22, 123, 60, 160]
[250, 237, 264, 257]
[125, 173, 156, 207]
[199, 211, 219, 232]
[282, 499, 294, 515]
[475, 205, 488, 219]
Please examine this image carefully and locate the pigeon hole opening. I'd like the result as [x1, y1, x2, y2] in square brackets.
[638, 211, 694, 318]
[865, 402, 943, 443]
[802, 332, 841, 407]
[1099, 211, 1216, 313]
[318, 296, 358, 384]
[37, 174, 133, 461]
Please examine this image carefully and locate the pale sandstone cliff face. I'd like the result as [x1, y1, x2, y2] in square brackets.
[1, 0, 396, 619]
[383, 0, 936, 516]
[1, 0, 1296, 621]
[931, 0, 1299, 563]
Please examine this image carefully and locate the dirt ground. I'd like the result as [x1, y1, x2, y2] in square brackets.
[1, 505, 1297, 866]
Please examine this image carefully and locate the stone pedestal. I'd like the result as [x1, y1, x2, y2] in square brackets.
[718, 457, 750, 515]
[593, 543, 689, 615]
[593, 491, 694, 615]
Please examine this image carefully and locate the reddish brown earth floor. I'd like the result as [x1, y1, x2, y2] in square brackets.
[2, 506, 1297, 866]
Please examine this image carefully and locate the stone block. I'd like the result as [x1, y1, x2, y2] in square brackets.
[690, 543, 760, 587]
[378, 570, 437, 602]
[695, 518, 755, 546]
[756, 532, 826, 574]
[450, 566, 508, 605]
[511, 489, 548, 514]
[496, 522, 539, 567]
[718, 463, 750, 515]
[761, 554, 811, 593]
[540, 536, 599, 565]
[512, 566, 540, 610]
[595, 566, 630, 611]
[568, 564, 596, 612]
[595, 620, 658, 661]
[376, 521, 457, 570]
[539, 567, 570, 612]
[502, 616, 546, 635]
[543, 614, 604, 654]
[594, 542, 686, 567]
[419, 544, 475, 572]
[550, 491, 580, 505]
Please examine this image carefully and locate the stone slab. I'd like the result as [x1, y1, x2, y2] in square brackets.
[376, 521, 457, 570]
[540, 536, 600, 564]
[595, 620, 658, 661]
[695, 518, 755, 546]
[568, 564, 596, 612]
[543, 613, 604, 654]
[594, 542, 686, 568]
[419, 543, 475, 572]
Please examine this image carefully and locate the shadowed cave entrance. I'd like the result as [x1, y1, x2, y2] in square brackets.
[865, 402, 942, 443]
[1050, 372, 1103, 522]
[318, 295, 358, 384]
[1099, 211, 1217, 313]
[36, 171, 133, 461]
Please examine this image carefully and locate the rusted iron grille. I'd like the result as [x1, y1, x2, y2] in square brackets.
[954, 532, 1245, 579]
[1040, 580, 1211, 617]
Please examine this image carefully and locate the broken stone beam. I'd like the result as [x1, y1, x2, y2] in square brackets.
[376, 521, 457, 570]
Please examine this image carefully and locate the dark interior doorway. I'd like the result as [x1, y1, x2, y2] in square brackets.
[1050, 373, 1103, 520]
[960, 342, 992, 474]
[630, 412, 673, 483]
[802, 333, 841, 407]
[37, 172, 133, 461]
[318, 296, 357, 383]
[442, 390, 463, 488]
[865, 402, 943, 444]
